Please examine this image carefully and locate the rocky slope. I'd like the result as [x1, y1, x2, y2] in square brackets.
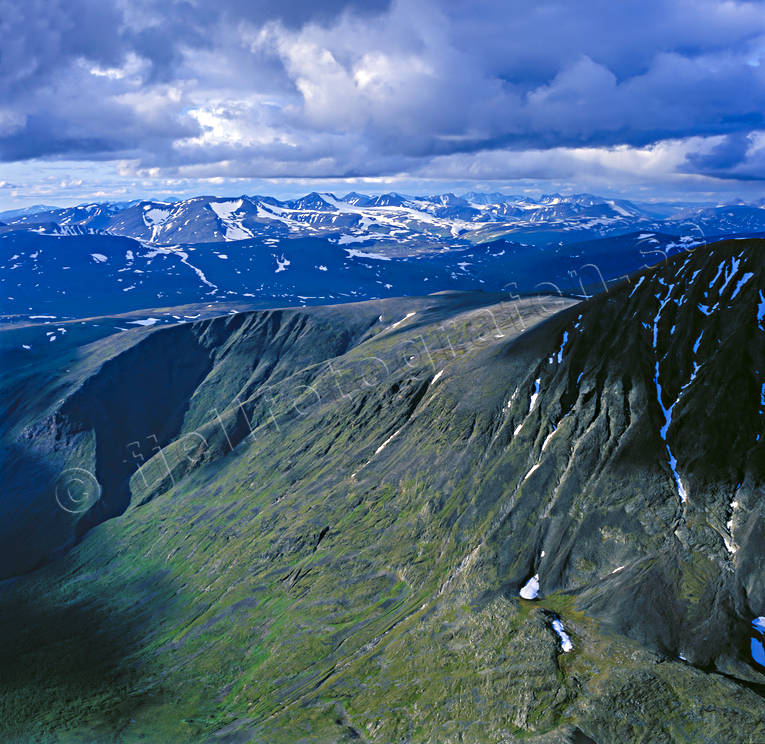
[0, 239, 763, 742]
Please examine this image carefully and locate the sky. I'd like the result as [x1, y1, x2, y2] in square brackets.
[2, 0, 765, 209]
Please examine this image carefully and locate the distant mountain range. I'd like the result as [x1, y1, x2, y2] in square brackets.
[5, 190, 765, 326]
[3, 191, 765, 250]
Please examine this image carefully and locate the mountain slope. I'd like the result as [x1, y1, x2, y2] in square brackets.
[0, 240, 763, 742]
[1, 292, 557, 579]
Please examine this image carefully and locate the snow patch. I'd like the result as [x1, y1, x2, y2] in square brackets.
[717, 255, 741, 296]
[127, 317, 159, 327]
[142, 207, 171, 241]
[556, 331, 569, 363]
[345, 248, 391, 261]
[752, 628, 765, 667]
[528, 378, 541, 412]
[708, 260, 726, 291]
[522, 463, 541, 482]
[375, 427, 403, 455]
[209, 199, 241, 220]
[552, 618, 573, 652]
[519, 575, 539, 600]
[730, 272, 753, 300]
[209, 199, 254, 241]
[390, 311, 416, 329]
[654, 360, 688, 504]
[652, 285, 674, 348]
[541, 427, 557, 452]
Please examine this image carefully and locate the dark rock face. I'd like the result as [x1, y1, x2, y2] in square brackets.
[466, 239, 765, 677]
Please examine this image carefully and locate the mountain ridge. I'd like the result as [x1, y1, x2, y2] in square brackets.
[4, 191, 764, 251]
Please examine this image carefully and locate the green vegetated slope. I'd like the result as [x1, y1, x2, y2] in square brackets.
[1, 240, 764, 743]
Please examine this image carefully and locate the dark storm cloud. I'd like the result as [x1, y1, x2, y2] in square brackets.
[0, 0, 390, 87]
[1, 0, 765, 184]
[685, 132, 753, 171]
[218, 0, 392, 28]
[683, 132, 765, 180]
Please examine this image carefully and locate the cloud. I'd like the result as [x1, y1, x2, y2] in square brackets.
[682, 131, 765, 180]
[1, 0, 765, 193]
